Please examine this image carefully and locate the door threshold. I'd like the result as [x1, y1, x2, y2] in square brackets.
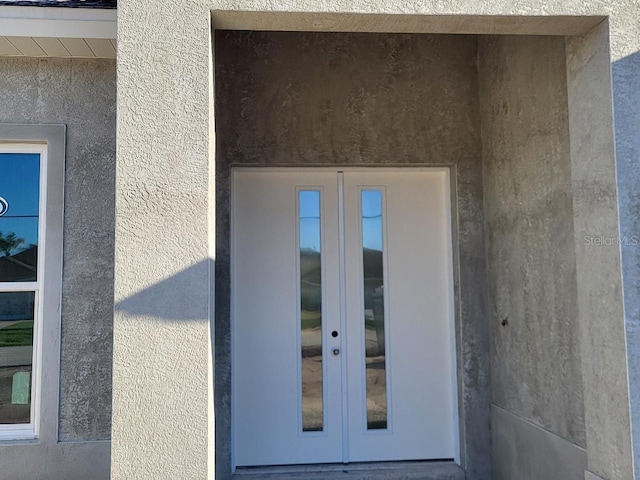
[233, 461, 465, 480]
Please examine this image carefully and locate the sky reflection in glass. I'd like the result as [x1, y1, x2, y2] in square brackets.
[299, 190, 321, 252]
[298, 189, 382, 251]
[362, 190, 383, 251]
[0, 154, 40, 254]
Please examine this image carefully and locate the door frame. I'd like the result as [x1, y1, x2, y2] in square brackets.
[229, 166, 461, 470]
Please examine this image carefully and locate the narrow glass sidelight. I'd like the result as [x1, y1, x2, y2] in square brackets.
[299, 190, 323, 432]
[361, 190, 388, 430]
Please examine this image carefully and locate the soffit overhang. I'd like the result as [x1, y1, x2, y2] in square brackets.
[0, 5, 115, 58]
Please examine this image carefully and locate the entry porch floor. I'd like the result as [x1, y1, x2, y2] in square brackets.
[233, 461, 465, 480]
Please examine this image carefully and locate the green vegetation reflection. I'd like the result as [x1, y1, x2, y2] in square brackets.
[0, 291, 34, 424]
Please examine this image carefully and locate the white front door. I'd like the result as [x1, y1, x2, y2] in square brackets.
[232, 168, 457, 467]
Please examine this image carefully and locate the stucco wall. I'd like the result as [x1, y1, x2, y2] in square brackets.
[479, 35, 585, 479]
[216, 31, 480, 166]
[614, 36, 640, 480]
[113, 3, 213, 478]
[115, 3, 639, 480]
[215, 30, 490, 479]
[0, 57, 115, 478]
[565, 22, 633, 480]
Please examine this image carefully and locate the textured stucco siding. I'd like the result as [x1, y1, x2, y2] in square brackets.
[0, 57, 115, 477]
[113, 4, 213, 480]
[0, 56, 115, 442]
[479, 35, 583, 444]
[565, 22, 633, 480]
[115, 2, 640, 480]
[478, 35, 586, 478]
[491, 404, 587, 480]
[216, 31, 481, 166]
[215, 30, 490, 479]
[614, 35, 640, 480]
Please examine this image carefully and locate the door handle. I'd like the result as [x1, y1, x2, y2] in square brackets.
[332, 347, 340, 356]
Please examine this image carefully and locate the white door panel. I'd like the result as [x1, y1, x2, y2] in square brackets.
[343, 170, 456, 462]
[233, 170, 342, 466]
[232, 168, 457, 467]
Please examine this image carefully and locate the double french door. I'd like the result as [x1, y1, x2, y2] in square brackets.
[232, 168, 457, 467]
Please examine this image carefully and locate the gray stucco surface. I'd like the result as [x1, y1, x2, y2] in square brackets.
[479, 28, 635, 479]
[614, 41, 640, 480]
[112, 3, 213, 479]
[1, 441, 110, 479]
[216, 31, 481, 165]
[215, 30, 491, 480]
[491, 404, 587, 480]
[0, 56, 115, 443]
[478, 35, 585, 447]
[0, 2, 634, 480]
[565, 22, 634, 479]
[585, 471, 607, 480]
[115, 2, 640, 479]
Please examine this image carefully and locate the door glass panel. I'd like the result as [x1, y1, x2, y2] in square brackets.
[0, 153, 40, 282]
[299, 190, 323, 432]
[361, 190, 387, 430]
[0, 291, 35, 424]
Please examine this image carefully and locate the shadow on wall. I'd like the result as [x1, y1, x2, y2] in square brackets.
[114, 258, 213, 322]
[613, 49, 640, 480]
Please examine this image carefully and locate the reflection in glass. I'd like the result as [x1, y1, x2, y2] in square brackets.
[299, 190, 323, 432]
[0, 153, 40, 282]
[0, 291, 35, 424]
[0, 219, 38, 282]
[362, 190, 387, 430]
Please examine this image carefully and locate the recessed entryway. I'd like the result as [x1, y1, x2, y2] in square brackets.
[215, 29, 489, 478]
[232, 168, 458, 467]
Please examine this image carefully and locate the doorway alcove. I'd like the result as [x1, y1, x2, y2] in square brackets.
[213, 20, 625, 480]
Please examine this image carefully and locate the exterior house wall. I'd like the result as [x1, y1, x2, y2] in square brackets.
[110, 3, 638, 480]
[214, 30, 612, 480]
[479, 35, 585, 479]
[565, 22, 632, 479]
[215, 30, 490, 479]
[0, 57, 115, 478]
[612, 27, 640, 480]
[112, 0, 640, 480]
[0, 2, 636, 480]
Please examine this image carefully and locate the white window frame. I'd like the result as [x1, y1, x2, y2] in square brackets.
[0, 143, 47, 440]
[0, 125, 65, 443]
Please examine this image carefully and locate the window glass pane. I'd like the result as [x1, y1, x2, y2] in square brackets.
[362, 190, 387, 430]
[0, 154, 40, 217]
[299, 190, 323, 432]
[0, 153, 40, 282]
[0, 291, 34, 424]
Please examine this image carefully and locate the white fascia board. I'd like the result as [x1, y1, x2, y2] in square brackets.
[0, 6, 115, 39]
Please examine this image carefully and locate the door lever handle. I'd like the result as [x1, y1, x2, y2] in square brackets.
[332, 347, 340, 356]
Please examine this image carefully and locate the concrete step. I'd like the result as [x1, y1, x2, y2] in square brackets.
[233, 461, 466, 480]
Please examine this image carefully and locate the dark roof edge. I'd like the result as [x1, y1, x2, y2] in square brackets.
[0, 0, 115, 8]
